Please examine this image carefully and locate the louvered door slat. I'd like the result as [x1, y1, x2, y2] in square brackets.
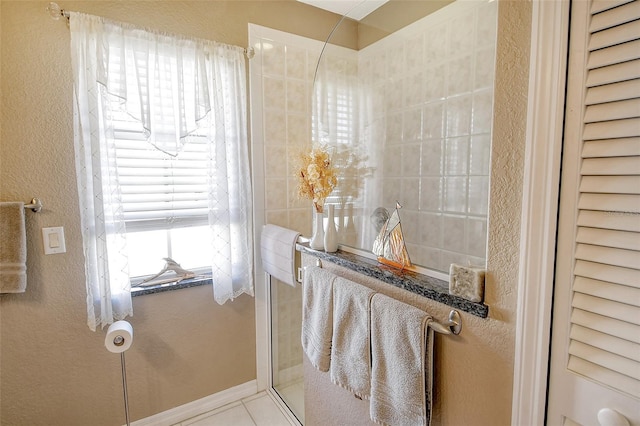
[587, 60, 640, 87]
[589, 19, 640, 50]
[577, 226, 640, 251]
[581, 156, 640, 174]
[582, 137, 640, 158]
[575, 259, 638, 288]
[574, 276, 640, 306]
[585, 79, 640, 104]
[577, 210, 640, 232]
[572, 308, 640, 344]
[569, 340, 640, 379]
[589, 0, 640, 32]
[571, 324, 640, 362]
[578, 193, 640, 212]
[588, 39, 640, 69]
[573, 293, 640, 325]
[568, 356, 640, 397]
[575, 243, 640, 269]
[583, 117, 640, 140]
[580, 175, 640, 193]
[592, 0, 636, 14]
[584, 98, 640, 123]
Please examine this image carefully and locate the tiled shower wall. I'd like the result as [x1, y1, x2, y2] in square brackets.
[358, 0, 497, 272]
[250, 0, 497, 375]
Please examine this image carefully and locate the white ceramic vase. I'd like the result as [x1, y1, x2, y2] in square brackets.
[344, 203, 357, 246]
[324, 205, 338, 253]
[309, 208, 324, 250]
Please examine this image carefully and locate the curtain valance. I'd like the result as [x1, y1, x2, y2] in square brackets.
[74, 12, 245, 156]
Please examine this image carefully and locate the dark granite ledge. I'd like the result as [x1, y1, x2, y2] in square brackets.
[131, 275, 211, 296]
[297, 244, 489, 318]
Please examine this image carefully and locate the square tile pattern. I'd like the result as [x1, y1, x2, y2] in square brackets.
[254, 0, 497, 275]
[175, 392, 295, 426]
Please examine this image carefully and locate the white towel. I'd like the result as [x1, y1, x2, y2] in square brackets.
[261, 224, 301, 287]
[0, 202, 27, 293]
[301, 265, 336, 372]
[370, 293, 434, 426]
[330, 277, 376, 399]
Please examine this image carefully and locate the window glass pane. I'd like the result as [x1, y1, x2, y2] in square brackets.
[170, 225, 213, 271]
[127, 229, 168, 277]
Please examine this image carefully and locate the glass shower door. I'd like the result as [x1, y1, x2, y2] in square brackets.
[270, 276, 305, 423]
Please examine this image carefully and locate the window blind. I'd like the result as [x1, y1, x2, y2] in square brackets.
[312, 57, 359, 203]
[98, 35, 218, 234]
[112, 111, 211, 232]
[566, 0, 640, 398]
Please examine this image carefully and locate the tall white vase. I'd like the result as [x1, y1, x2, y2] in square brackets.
[309, 209, 324, 250]
[344, 202, 357, 246]
[324, 205, 338, 253]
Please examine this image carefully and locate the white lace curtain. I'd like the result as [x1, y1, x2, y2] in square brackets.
[70, 12, 253, 331]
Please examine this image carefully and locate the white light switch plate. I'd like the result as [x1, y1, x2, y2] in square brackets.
[42, 227, 66, 255]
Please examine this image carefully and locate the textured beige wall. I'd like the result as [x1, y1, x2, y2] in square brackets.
[0, 1, 347, 424]
[304, 1, 532, 425]
[486, 0, 531, 341]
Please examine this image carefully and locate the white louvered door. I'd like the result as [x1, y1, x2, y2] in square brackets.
[547, 0, 640, 425]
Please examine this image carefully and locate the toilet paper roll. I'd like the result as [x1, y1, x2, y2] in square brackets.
[105, 320, 134, 353]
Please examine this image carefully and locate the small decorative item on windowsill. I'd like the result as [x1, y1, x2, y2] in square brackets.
[138, 257, 197, 286]
[372, 201, 412, 270]
[294, 145, 338, 251]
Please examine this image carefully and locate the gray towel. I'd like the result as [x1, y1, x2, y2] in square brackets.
[330, 277, 376, 399]
[0, 202, 27, 293]
[370, 293, 434, 426]
[301, 265, 336, 372]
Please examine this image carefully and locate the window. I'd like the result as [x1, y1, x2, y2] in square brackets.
[312, 53, 360, 208]
[112, 112, 213, 280]
[71, 12, 253, 330]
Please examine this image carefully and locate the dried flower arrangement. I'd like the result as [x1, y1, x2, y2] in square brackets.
[294, 145, 338, 213]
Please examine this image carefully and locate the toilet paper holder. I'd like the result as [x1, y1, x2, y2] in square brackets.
[105, 321, 133, 426]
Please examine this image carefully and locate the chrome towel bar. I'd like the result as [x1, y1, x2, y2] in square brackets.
[24, 198, 42, 213]
[311, 258, 463, 335]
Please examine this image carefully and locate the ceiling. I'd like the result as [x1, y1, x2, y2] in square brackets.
[297, 0, 390, 21]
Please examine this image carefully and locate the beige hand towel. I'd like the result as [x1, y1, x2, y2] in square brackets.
[330, 276, 376, 399]
[370, 293, 434, 426]
[301, 265, 336, 372]
[0, 202, 27, 293]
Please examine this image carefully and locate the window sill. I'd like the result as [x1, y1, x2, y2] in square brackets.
[131, 275, 212, 297]
[297, 243, 489, 318]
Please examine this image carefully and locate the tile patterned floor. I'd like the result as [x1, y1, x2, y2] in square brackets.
[173, 392, 295, 426]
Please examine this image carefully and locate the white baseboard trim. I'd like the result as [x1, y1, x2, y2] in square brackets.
[129, 380, 258, 426]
